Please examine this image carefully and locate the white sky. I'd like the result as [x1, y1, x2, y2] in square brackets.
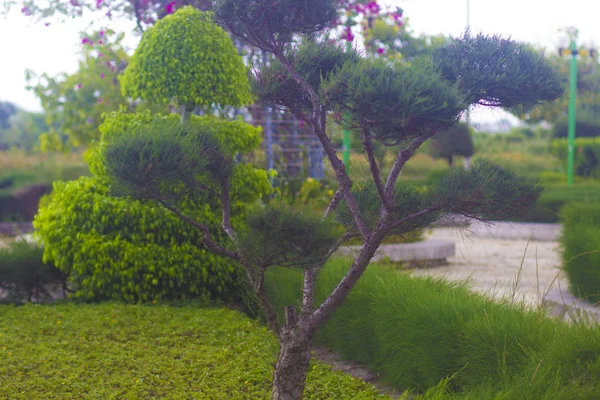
[1, 0, 599, 124]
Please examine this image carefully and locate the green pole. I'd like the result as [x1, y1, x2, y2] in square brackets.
[342, 40, 352, 172]
[567, 39, 578, 186]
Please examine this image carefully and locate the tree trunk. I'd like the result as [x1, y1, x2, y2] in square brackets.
[271, 327, 312, 400]
[447, 154, 453, 166]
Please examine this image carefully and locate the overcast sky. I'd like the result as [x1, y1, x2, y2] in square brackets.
[1, 0, 599, 124]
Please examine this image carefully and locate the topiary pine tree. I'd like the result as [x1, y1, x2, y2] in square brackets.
[429, 122, 474, 166]
[101, 3, 563, 399]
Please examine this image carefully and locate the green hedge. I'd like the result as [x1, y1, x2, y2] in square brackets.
[267, 259, 600, 399]
[0, 239, 65, 302]
[0, 303, 387, 399]
[509, 183, 600, 223]
[551, 137, 600, 178]
[560, 203, 600, 303]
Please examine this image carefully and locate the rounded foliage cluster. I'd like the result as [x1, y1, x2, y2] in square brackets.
[121, 7, 253, 109]
[429, 122, 474, 165]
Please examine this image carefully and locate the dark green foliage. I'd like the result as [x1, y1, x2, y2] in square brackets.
[336, 181, 437, 237]
[429, 123, 474, 165]
[510, 183, 600, 223]
[101, 119, 229, 200]
[0, 304, 387, 399]
[323, 58, 464, 145]
[214, 0, 339, 51]
[553, 114, 600, 139]
[267, 259, 600, 398]
[253, 41, 360, 112]
[552, 137, 600, 178]
[430, 161, 542, 221]
[0, 239, 65, 302]
[433, 33, 564, 109]
[238, 205, 340, 269]
[561, 203, 600, 303]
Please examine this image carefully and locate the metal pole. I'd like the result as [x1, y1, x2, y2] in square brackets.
[343, 41, 352, 172]
[567, 39, 578, 186]
[465, 0, 471, 126]
[263, 51, 274, 173]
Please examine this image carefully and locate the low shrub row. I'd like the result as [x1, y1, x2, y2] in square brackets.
[0, 303, 387, 399]
[560, 202, 600, 303]
[508, 183, 600, 223]
[267, 259, 600, 399]
[0, 239, 66, 302]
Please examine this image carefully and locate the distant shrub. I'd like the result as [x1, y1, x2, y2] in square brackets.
[560, 203, 600, 303]
[551, 137, 600, 177]
[429, 123, 474, 166]
[0, 239, 66, 302]
[553, 115, 600, 138]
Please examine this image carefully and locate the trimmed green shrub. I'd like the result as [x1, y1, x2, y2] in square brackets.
[267, 259, 600, 398]
[551, 137, 600, 177]
[560, 203, 600, 303]
[0, 239, 65, 302]
[121, 7, 253, 110]
[34, 112, 272, 303]
[429, 123, 474, 166]
[512, 183, 600, 223]
[0, 304, 388, 399]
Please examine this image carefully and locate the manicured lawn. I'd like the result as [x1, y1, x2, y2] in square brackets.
[0, 303, 388, 399]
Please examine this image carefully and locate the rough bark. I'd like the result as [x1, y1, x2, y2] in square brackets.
[272, 308, 312, 400]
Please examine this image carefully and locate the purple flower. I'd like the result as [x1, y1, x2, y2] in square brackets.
[21, 6, 32, 16]
[75, 84, 82, 90]
[82, 38, 90, 44]
[86, 118, 94, 124]
[96, 0, 103, 8]
[378, 48, 385, 54]
[44, 22, 51, 27]
[99, 30, 105, 36]
[100, 73, 105, 79]
[166, 1, 176, 14]
[299, 120, 305, 129]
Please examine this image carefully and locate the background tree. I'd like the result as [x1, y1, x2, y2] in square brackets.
[0, 101, 18, 130]
[26, 29, 139, 150]
[99, 4, 563, 400]
[429, 122, 474, 167]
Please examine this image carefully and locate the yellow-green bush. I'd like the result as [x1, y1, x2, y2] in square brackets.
[34, 112, 272, 303]
[120, 7, 253, 109]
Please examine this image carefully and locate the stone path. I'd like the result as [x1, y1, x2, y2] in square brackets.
[412, 227, 567, 308]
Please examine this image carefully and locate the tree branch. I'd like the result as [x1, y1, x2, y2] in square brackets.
[361, 127, 387, 208]
[220, 177, 237, 242]
[383, 135, 432, 202]
[323, 189, 343, 219]
[273, 51, 370, 238]
[301, 231, 357, 321]
[253, 268, 280, 332]
[384, 206, 441, 233]
[157, 199, 240, 261]
[307, 232, 383, 337]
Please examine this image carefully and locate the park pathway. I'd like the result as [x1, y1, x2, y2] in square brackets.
[413, 227, 567, 308]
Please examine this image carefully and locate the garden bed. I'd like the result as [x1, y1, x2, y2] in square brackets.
[0, 303, 388, 399]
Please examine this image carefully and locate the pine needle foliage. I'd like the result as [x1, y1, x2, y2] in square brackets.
[336, 181, 440, 236]
[101, 119, 229, 200]
[214, 0, 339, 51]
[432, 33, 564, 109]
[428, 161, 543, 221]
[322, 58, 465, 145]
[253, 41, 359, 113]
[238, 205, 340, 270]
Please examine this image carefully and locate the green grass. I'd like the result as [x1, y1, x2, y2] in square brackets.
[266, 259, 600, 399]
[0, 302, 388, 399]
